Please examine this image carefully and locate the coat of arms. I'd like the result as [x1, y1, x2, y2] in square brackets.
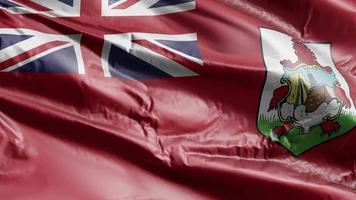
[257, 28, 356, 156]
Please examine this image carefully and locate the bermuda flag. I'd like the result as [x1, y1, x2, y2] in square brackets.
[0, 0, 355, 200]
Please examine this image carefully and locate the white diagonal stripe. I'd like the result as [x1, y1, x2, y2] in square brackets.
[4, 0, 81, 17]
[148, 39, 203, 65]
[103, 33, 199, 77]
[0, 28, 85, 74]
[130, 43, 198, 77]
[0, 36, 53, 63]
[2, 43, 72, 72]
[103, 0, 195, 16]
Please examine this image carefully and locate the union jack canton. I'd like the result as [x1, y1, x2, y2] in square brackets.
[0, 0, 202, 79]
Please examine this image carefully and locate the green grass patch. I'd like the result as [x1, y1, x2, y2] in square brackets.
[257, 111, 356, 156]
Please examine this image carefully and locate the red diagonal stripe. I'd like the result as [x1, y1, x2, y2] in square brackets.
[113, 0, 140, 9]
[134, 40, 202, 71]
[11, 0, 53, 12]
[0, 41, 69, 71]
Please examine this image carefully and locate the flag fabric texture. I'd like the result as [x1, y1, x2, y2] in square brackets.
[0, 0, 355, 199]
